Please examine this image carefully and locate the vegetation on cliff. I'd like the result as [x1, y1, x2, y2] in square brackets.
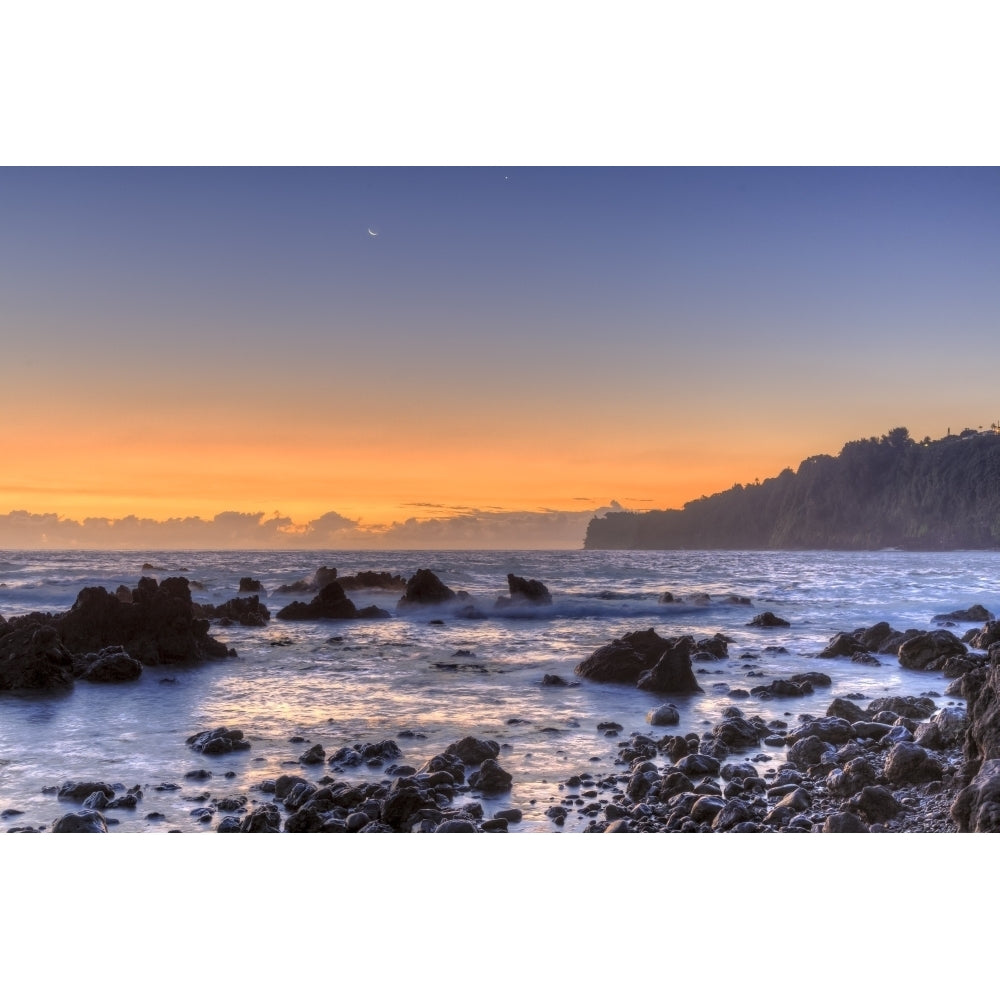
[585, 428, 1000, 550]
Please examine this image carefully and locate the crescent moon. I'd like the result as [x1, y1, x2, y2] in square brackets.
[368, 228, 378, 237]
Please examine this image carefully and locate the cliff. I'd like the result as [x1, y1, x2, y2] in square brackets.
[584, 428, 1000, 550]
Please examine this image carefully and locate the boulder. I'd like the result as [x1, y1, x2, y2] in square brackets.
[576, 628, 701, 693]
[195, 595, 270, 626]
[952, 758, 1000, 832]
[748, 612, 790, 628]
[637, 642, 703, 695]
[59, 577, 232, 666]
[818, 632, 867, 659]
[239, 804, 281, 832]
[79, 645, 143, 683]
[238, 577, 265, 594]
[496, 573, 552, 607]
[0, 620, 76, 690]
[338, 571, 407, 591]
[787, 717, 854, 746]
[276, 581, 360, 621]
[51, 809, 108, 833]
[897, 630, 966, 671]
[884, 742, 944, 784]
[187, 726, 251, 755]
[867, 695, 937, 720]
[647, 704, 681, 726]
[822, 812, 869, 833]
[468, 758, 513, 794]
[932, 604, 993, 623]
[848, 785, 902, 823]
[445, 736, 499, 765]
[397, 570, 456, 608]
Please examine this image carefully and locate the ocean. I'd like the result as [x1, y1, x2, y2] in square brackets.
[1, 547, 996, 833]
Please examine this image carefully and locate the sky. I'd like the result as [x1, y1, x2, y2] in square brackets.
[2, 165, 999, 547]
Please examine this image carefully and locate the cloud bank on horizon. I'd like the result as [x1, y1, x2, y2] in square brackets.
[0, 503, 625, 550]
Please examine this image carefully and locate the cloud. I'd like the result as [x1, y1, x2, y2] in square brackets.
[0, 503, 619, 550]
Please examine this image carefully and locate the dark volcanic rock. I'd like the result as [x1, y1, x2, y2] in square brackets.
[637, 642, 703, 695]
[196, 595, 270, 626]
[822, 812, 869, 833]
[78, 645, 143, 683]
[817, 632, 868, 659]
[58, 780, 116, 802]
[60, 577, 231, 667]
[884, 742, 944, 783]
[52, 809, 108, 833]
[187, 726, 251, 755]
[469, 758, 513, 793]
[338, 570, 407, 591]
[748, 612, 790, 628]
[445, 736, 499, 765]
[397, 569, 456, 608]
[276, 581, 361, 621]
[897, 629, 966, 671]
[496, 573, 552, 607]
[933, 604, 993, 623]
[0, 620, 75, 690]
[576, 628, 702, 694]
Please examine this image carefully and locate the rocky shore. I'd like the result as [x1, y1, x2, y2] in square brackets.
[4, 567, 1000, 832]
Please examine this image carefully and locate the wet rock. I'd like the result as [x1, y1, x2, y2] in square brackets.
[298, 744, 326, 765]
[575, 628, 675, 687]
[750, 678, 813, 699]
[849, 785, 902, 823]
[898, 630, 966, 671]
[712, 716, 760, 749]
[636, 640, 703, 695]
[276, 581, 362, 621]
[676, 754, 721, 777]
[79, 645, 143, 683]
[827, 757, 878, 796]
[747, 612, 790, 628]
[468, 758, 513, 794]
[826, 697, 869, 723]
[397, 569, 457, 608]
[822, 812, 869, 833]
[884, 742, 944, 783]
[195, 595, 270, 626]
[933, 604, 993, 623]
[187, 726, 251, 755]
[541, 673, 569, 686]
[787, 717, 854, 745]
[52, 809, 108, 833]
[867, 695, 937, 720]
[786, 735, 831, 768]
[61, 577, 232, 666]
[57, 780, 116, 802]
[337, 570, 406, 591]
[238, 577, 265, 594]
[647, 704, 680, 726]
[445, 736, 499, 765]
[239, 803, 281, 832]
[818, 632, 868, 659]
[496, 573, 552, 607]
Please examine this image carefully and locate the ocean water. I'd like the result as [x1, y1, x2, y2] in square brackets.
[1, 548, 996, 833]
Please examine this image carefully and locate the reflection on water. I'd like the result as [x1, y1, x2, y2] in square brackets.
[1, 548, 995, 831]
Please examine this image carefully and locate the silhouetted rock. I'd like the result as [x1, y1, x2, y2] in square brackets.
[196, 595, 270, 626]
[276, 581, 359, 621]
[932, 604, 993, 622]
[897, 629, 966, 671]
[496, 573, 552, 607]
[52, 809, 108, 833]
[187, 726, 251, 755]
[338, 570, 407, 591]
[0, 577, 231, 690]
[238, 577, 265, 594]
[79, 645, 143, 683]
[397, 569, 456, 608]
[748, 612, 790, 628]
